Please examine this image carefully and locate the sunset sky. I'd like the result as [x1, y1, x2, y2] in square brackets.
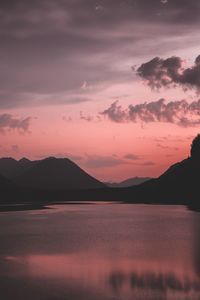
[1, 0, 200, 181]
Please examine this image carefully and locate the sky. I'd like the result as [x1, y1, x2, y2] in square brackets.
[1, 0, 200, 181]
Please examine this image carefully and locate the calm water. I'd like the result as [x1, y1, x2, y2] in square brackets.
[0, 203, 200, 300]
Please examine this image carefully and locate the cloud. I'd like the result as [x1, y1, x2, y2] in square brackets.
[140, 161, 155, 166]
[101, 99, 200, 127]
[1, 0, 200, 108]
[100, 101, 127, 123]
[156, 143, 179, 151]
[136, 55, 200, 92]
[83, 154, 153, 169]
[0, 114, 31, 133]
[80, 112, 93, 122]
[124, 154, 140, 160]
[80, 112, 102, 122]
[84, 155, 127, 168]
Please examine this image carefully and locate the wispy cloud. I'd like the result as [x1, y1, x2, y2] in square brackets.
[0, 114, 31, 133]
[83, 154, 152, 169]
[124, 154, 140, 160]
[84, 155, 126, 168]
[156, 143, 179, 151]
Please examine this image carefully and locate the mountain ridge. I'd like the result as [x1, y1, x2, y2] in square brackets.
[13, 156, 105, 190]
[106, 177, 151, 188]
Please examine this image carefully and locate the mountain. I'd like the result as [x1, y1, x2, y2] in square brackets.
[106, 177, 151, 188]
[156, 156, 200, 200]
[128, 135, 200, 206]
[0, 157, 37, 179]
[13, 157, 106, 190]
[126, 155, 200, 206]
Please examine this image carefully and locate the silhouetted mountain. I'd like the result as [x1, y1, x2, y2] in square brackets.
[125, 155, 200, 206]
[157, 155, 200, 200]
[1, 135, 200, 210]
[106, 177, 151, 188]
[14, 157, 105, 190]
[125, 135, 200, 207]
[0, 157, 37, 179]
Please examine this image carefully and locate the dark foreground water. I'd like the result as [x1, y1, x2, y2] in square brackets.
[0, 203, 200, 300]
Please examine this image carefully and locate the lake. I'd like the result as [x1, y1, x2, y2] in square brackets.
[0, 203, 200, 300]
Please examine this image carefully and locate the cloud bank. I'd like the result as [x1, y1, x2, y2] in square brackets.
[101, 99, 200, 127]
[1, 0, 200, 108]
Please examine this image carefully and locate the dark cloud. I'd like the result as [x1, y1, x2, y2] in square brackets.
[0, 114, 31, 133]
[100, 101, 127, 123]
[136, 55, 200, 91]
[1, 0, 199, 31]
[101, 99, 200, 127]
[0, 0, 200, 108]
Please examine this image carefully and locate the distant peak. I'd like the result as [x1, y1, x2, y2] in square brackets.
[19, 157, 30, 163]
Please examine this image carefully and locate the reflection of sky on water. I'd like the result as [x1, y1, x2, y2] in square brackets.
[0, 204, 200, 300]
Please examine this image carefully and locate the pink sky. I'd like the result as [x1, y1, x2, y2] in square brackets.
[1, 0, 200, 181]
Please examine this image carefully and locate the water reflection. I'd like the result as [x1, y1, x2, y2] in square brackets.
[1, 253, 200, 299]
[193, 212, 200, 278]
[0, 204, 200, 300]
[109, 271, 200, 293]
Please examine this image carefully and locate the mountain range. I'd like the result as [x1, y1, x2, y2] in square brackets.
[106, 177, 151, 188]
[0, 157, 105, 190]
[0, 157, 151, 190]
[0, 138, 200, 210]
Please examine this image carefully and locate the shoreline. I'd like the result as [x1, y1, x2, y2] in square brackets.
[0, 201, 198, 213]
